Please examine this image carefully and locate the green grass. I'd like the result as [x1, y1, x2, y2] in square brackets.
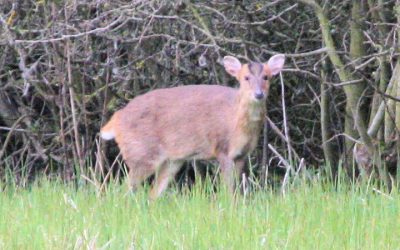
[0, 178, 399, 249]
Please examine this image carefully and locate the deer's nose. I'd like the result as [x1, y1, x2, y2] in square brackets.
[254, 91, 265, 100]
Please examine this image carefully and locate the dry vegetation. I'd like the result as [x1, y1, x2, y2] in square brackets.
[0, 0, 399, 186]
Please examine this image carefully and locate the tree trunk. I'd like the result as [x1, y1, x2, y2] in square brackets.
[298, 0, 374, 162]
[321, 59, 337, 173]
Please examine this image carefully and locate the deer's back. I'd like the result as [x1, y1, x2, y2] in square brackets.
[113, 85, 238, 161]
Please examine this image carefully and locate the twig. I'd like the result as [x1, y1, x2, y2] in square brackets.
[296, 158, 305, 176]
[66, 34, 85, 174]
[285, 47, 329, 58]
[372, 188, 393, 200]
[266, 117, 301, 161]
[267, 144, 291, 169]
[0, 127, 30, 132]
[280, 72, 293, 169]
[268, 143, 292, 195]
[329, 79, 364, 87]
[0, 115, 26, 161]
[13, 15, 125, 45]
[261, 117, 269, 187]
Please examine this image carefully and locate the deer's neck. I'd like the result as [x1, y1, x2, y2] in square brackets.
[227, 92, 266, 159]
[234, 92, 266, 133]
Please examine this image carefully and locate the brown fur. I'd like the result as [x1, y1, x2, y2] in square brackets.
[101, 60, 280, 199]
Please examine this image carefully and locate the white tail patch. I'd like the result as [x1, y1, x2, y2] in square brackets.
[100, 130, 115, 140]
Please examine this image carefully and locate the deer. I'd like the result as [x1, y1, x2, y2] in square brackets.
[100, 54, 285, 199]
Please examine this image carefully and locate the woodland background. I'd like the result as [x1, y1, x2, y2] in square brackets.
[0, 0, 399, 186]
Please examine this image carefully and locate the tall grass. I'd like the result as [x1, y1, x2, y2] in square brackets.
[0, 172, 399, 249]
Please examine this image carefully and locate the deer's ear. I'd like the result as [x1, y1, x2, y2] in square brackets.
[266, 54, 285, 76]
[223, 56, 242, 77]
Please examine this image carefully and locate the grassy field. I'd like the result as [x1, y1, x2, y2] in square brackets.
[0, 177, 399, 250]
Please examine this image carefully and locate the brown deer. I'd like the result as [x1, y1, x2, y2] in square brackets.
[101, 54, 285, 199]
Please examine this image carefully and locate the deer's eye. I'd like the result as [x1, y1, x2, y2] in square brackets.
[263, 76, 269, 81]
[244, 76, 250, 81]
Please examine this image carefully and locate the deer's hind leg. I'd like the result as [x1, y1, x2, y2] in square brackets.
[118, 138, 164, 192]
[125, 159, 156, 192]
[149, 160, 183, 200]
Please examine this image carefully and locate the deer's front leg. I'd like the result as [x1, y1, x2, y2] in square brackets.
[218, 155, 246, 193]
[218, 155, 234, 193]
